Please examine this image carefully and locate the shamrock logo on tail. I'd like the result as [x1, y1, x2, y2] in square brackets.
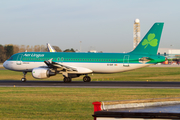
[142, 33, 158, 49]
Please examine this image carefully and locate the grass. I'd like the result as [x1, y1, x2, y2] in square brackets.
[0, 67, 180, 82]
[0, 67, 180, 119]
[0, 87, 180, 120]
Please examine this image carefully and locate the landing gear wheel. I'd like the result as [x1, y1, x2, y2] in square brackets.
[21, 72, 27, 82]
[63, 77, 72, 83]
[21, 78, 26, 82]
[83, 76, 91, 82]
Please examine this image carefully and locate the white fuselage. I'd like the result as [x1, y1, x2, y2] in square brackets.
[3, 60, 152, 73]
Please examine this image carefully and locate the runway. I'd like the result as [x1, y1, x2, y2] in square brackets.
[0, 80, 180, 88]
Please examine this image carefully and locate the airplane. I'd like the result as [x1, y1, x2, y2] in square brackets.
[3, 22, 165, 83]
[47, 43, 56, 52]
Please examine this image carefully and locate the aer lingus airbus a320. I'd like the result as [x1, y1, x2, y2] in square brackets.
[3, 22, 165, 83]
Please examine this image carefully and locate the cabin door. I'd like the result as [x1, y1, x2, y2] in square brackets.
[16, 54, 23, 65]
[123, 55, 129, 67]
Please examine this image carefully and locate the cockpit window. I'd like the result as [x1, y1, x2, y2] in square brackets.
[8, 56, 13, 60]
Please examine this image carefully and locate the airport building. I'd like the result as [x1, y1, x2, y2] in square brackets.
[158, 48, 180, 64]
[158, 48, 180, 58]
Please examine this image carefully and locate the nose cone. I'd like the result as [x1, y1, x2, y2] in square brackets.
[3, 61, 10, 70]
[3, 61, 7, 69]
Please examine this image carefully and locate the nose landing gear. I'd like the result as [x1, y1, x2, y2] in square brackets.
[21, 72, 27, 82]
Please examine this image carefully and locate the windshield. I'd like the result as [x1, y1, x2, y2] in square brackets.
[8, 56, 13, 60]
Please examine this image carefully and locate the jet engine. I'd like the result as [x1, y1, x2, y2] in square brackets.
[32, 67, 56, 79]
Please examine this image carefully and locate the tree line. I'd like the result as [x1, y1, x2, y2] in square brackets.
[0, 44, 75, 63]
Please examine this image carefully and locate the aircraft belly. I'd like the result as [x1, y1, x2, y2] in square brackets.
[62, 63, 151, 73]
[9, 61, 152, 73]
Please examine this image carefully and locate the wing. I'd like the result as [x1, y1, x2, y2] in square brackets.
[44, 59, 92, 74]
[44, 58, 77, 71]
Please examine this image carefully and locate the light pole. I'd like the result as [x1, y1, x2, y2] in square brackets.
[170, 45, 173, 64]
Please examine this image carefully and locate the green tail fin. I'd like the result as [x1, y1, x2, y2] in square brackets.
[131, 22, 164, 55]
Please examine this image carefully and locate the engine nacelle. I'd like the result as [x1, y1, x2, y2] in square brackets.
[32, 67, 56, 79]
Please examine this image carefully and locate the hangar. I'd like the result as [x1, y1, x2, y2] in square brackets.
[158, 48, 180, 64]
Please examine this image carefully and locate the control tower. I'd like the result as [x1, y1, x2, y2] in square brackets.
[133, 19, 140, 49]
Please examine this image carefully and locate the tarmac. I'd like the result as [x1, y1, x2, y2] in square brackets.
[0, 81, 180, 88]
[150, 64, 180, 67]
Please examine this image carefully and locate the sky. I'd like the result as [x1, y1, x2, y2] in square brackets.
[0, 0, 180, 53]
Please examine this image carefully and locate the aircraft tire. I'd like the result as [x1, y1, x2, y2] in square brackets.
[21, 78, 26, 82]
[63, 77, 72, 83]
[68, 77, 72, 82]
[83, 76, 91, 82]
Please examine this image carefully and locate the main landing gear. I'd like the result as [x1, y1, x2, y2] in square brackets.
[83, 75, 91, 82]
[21, 72, 27, 82]
[63, 77, 72, 83]
[63, 75, 91, 83]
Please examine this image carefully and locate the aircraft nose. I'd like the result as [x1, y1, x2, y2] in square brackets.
[3, 61, 10, 69]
